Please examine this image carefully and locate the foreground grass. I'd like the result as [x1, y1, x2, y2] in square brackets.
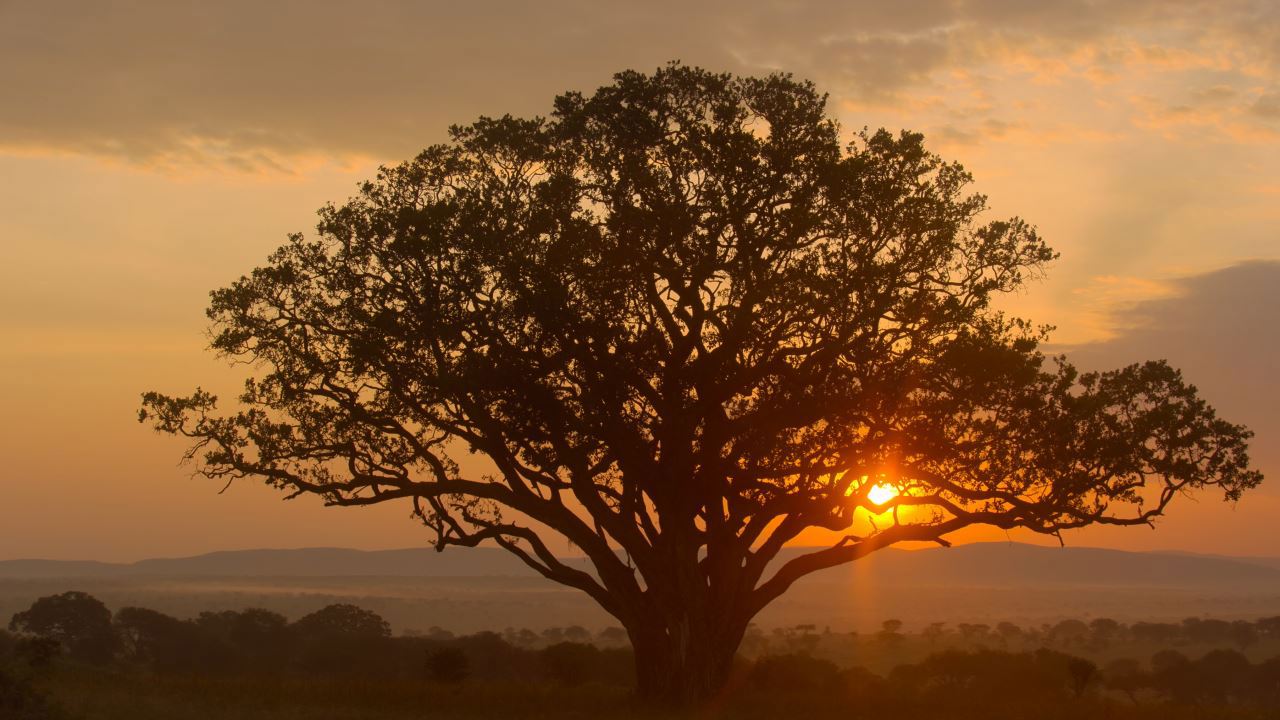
[44, 670, 642, 720]
[36, 666, 1276, 720]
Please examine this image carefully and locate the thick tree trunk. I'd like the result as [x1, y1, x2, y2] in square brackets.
[628, 617, 745, 707]
[620, 513, 752, 706]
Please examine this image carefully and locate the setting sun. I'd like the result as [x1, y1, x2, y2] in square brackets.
[867, 483, 898, 506]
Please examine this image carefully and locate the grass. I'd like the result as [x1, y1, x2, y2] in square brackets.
[44, 669, 644, 720]
[35, 665, 1278, 720]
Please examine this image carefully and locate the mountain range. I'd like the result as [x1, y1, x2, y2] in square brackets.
[4, 542, 1280, 588]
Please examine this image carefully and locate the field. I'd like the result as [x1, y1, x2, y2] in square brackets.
[22, 660, 1278, 720]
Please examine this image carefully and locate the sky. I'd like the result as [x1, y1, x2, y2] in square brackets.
[0, 0, 1277, 561]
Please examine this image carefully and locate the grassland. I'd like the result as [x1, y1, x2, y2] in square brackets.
[31, 665, 1278, 720]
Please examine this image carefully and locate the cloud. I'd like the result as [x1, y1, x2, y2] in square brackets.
[1056, 261, 1280, 492]
[2, 0, 1277, 169]
[1127, 82, 1280, 140]
[1250, 92, 1280, 120]
[1062, 275, 1182, 341]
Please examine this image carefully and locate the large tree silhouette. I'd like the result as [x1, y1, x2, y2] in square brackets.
[140, 64, 1261, 705]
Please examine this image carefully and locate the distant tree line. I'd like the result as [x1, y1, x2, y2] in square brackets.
[742, 646, 1280, 713]
[749, 615, 1280, 657]
[3, 591, 633, 687]
[4, 591, 1280, 717]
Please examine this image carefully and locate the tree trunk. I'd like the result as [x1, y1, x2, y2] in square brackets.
[628, 618, 744, 707]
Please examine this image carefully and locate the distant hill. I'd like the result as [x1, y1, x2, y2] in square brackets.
[1151, 549, 1280, 573]
[786, 542, 1280, 589]
[4, 543, 1279, 632]
[0, 546, 539, 579]
[4, 542, 1280, 588]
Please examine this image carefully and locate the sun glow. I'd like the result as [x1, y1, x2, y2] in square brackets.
[867, 483, 898, 506]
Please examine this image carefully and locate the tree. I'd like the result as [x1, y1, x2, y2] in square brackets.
[597, 626, 629, 646]
[877, 619, 905, 647]
[114, 606, 190, 667]
[1064, 656, 1098, 699]
[139, 63, 1261, 705]
[292, 604, 390, 640]
[957, 623, 991, 646]
[291, 604, 392, 675]
[1047, 619, 1090, 650]
[192, 608, 291, 670]
[922, 622, 948, 646]
[995, 621, 1022, 647]
[1088, 617, 1122, 649]
[8, 592, 117, 664]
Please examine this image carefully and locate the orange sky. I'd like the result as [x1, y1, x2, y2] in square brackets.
[1, 1, 1277, 561]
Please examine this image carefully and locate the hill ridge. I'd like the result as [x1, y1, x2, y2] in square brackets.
[3, 542, 1280, 587]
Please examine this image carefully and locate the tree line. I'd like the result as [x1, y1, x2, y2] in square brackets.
[751, 615, 1280, 658]
[3, 590, 1280, 718]
[3, 591, 634, 685]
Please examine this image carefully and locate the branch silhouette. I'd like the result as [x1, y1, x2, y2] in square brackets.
[139, 62, 1261, 705]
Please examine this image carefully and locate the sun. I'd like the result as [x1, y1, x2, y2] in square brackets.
[867, 483, 898, 506]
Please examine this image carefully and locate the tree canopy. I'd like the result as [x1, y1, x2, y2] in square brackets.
[140, 63, 1261, 704]
[9, 591, 117, 664]
[293, 604, 391, 640]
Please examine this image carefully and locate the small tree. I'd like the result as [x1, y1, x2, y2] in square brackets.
[957, 623, 991, 646]
[921, 622, 947, 647]
[1047, 619, 1090, 649]
[597, 626, 629, 646]
[140, 63, 1261, 705]
[995, 621, 1022, 647]
[1088, 618, 1122, 649]
[877, 619, 905, 647]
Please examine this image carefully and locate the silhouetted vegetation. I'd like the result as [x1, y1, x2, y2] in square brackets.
[6, 591, 1280, 718]
[140, 61, 1261, 706]
[9, 592, 116, 665]
[0, 631, 66, 719]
